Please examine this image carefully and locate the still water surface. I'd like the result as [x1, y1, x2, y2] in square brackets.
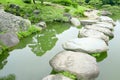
[0, 21, 120, 80]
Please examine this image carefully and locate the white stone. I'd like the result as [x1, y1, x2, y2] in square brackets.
[50, 51, 99, 80]
[85, 25, 114, 37]
[78, 27, 109, 42]
[97, 16, 115, 25]
[80, 20, 98, 25]
[42, 74, 72, 80]
[93, 22, 114, 30]
[62, 38, 108, 54]
[70, 17, 80, 27]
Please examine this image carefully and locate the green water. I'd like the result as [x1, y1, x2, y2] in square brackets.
[0, 22, 79, 80]
[0, 21, 120, 80]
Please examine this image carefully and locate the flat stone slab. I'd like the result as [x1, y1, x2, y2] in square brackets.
[93, 22, 114, 30]
[80, 20, 98, 26]
[78, 27, 109, 42]
[50, 51, 99, 80]
[97, 16, 115, 25]
[85, 25, 114, 38]
[42, 74, 72, 80]
[62, 38, 108, 54]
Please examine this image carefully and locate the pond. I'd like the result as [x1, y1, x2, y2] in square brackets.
[0, 22, 79, 80]
[0, 21, 120, 80]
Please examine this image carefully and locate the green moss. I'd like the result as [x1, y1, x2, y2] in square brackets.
[17, 25, 41, 39]
[91, 51, 107, 62]
[59, 71, 77, 80]
[51, 70, 77, 80]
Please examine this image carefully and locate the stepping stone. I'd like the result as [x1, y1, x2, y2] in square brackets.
[78, 27, 109, 42]
[80, 20, 98, 26]
[97, 16, 115, 26]
[85, 25, 114, 38]
[50, 51, 99, 80]
[62, 38, 108, 54]
[93, 22, 114, 30]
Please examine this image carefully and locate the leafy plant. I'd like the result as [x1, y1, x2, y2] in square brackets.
[17, 25, 41, 39]
[59, 71, 77, 80]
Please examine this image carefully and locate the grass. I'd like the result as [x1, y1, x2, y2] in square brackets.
[17, 25, 41, 39]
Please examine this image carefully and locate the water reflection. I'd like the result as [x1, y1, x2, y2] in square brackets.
[0, 52, 9, 70]
[28, 22, 70, 56]
[0, 74, 15, 80]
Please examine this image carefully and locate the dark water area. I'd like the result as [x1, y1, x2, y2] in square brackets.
[0, 21, 120, 80]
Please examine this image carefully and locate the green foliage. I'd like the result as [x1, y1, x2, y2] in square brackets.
[59, 71, 77, 80]
[17, 25, 41, 39]
[73, 6, 87, 17]
[72, 2, 78, 8]
[64, 7, 71, 12]
[53, 0, 72, 6]
[0, 74, 15, 80]
[101, 5, 120, 20]
[91, 52, 107, 62]
[88, 0, 102, 8]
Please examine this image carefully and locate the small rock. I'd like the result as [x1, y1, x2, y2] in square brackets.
[36, 21, 47, 29]
[9, 4, 20, 10]
[62, 38, 108, 54]
[101, 10, 112, 16]
[33, 10, 40, 15]
[0, 32, 19, 48]
[70, 17, 80, 27]
[50, 51, 99, 80]
[85, 25, 114, 38]
[78, 27, 109, 42]
[80, 20, 98, 26]
[42, 74, 72, 80]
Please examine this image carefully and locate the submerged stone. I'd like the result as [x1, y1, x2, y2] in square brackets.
[0, 32, 19, 48]
[50, 51, 99, 80]
[62, 38, 108, 54]
[78, 27, 109, 42]
[85, 25, 114, 38]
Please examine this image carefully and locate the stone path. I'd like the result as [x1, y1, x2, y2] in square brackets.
[42, 12, 115, 80]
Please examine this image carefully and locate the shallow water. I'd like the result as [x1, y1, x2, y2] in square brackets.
[0, 22, 79, 80]
[97, 20, 120, 80]
[0, 21, 120, 80]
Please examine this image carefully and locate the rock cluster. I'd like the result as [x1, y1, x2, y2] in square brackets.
[42, 13, 115, 80]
